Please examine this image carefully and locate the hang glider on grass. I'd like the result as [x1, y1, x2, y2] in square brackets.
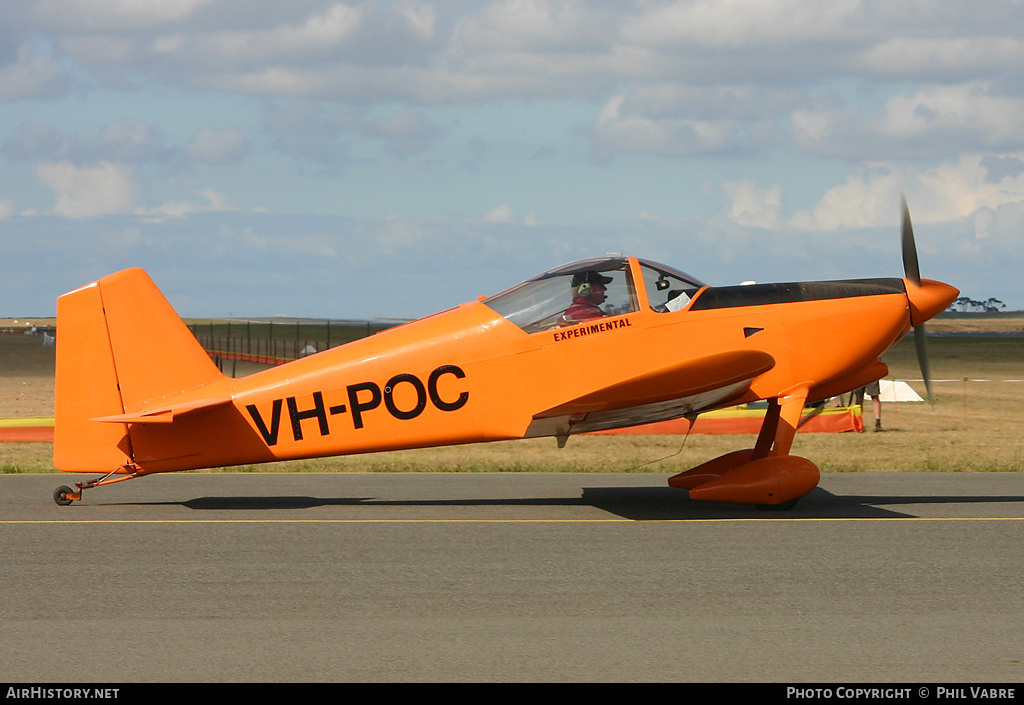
[53, 198, 957, 509]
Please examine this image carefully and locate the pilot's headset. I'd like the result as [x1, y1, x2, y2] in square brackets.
[572, 271, 612, 299]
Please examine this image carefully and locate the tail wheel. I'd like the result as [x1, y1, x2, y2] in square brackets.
[53, 486, 75, 506]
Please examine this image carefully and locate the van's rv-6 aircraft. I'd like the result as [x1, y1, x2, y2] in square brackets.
[52, 199, 957, 509]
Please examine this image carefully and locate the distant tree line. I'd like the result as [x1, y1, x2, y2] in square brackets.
[947, 296, 1006, 313]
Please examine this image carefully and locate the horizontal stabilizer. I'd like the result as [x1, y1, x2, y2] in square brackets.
[92, 397, 233, 424]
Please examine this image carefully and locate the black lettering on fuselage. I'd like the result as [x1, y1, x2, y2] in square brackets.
[384, 374, 427, 420]
[246, 399, 283, 445]
[287, 391, 329, 441]
[428, 365, 469, 411]
[246, 364, 470, 445]
[347, 381, 382, 430]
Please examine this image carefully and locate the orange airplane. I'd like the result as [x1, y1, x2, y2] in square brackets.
[52, 198, 957, 508]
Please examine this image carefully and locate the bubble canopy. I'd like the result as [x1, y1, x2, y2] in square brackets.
[482, 256, 706, 333]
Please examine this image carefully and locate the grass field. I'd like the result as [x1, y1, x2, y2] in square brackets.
[1, 325, 1022, 475]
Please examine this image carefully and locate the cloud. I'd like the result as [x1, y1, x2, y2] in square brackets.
[792, 83, 1024, 160]
[261, 100, 444, 168]
[360, 112, 444, 159]
[1, 122, 71, 161]
[591, 94, 739, 160]
[28, 0, 213, 32]
[726, 153, 1024, 231]
[482, 204, 540, 226]
[0, 42, 69, 100]
[722, 182, 785, 230]
[35, 161, 139, 217]
[788, 169, 903, 231]
[483, 204, 516, 223]
[619, 0, 862, 49]
[858, 36, 1024, 81]
[188, 3, 364, 64]
[980, 155, 1024, 183]
[3, 120, 171, 165]
[141, 188, 231, 218]
[93, 120, 172, 164]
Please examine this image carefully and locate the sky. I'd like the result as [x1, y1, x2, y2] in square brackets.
[2, 0, 1023, 320]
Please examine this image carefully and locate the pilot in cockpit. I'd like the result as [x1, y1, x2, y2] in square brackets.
[562, 270, 613, 322]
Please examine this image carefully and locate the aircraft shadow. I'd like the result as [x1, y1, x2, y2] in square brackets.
[581, 487, 1024, 520]
[137, 487, 1024, 520]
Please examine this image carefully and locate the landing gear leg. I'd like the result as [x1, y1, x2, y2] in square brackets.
[52, 465, 140, 506]
[682, 386, 820, 507]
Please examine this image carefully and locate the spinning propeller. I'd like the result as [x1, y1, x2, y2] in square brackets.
[901, 196, 935, 402]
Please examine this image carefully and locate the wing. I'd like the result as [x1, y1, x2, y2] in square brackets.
[524, 349, 775, 439]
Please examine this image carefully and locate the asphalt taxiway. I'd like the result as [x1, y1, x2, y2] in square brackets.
[1, 472, 1022, 682]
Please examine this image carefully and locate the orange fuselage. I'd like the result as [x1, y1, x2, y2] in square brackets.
[63, 269, 950, 477]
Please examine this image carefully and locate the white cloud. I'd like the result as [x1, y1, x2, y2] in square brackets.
[29, 0, 212, 31]
[94, 120, 171, 164]
[454, 0, 611, 52]
[913, 153, 1024, 222]
[877, 84, 1024, 149]
[483, 204, 516, 223]
[0, 199, 15, 219]
[792, 83, 1024, 160]
[722, 181, 785, 230]
[361, 112, 443, 158]
[196, 4, 364, 63]
[859, 37, 1024, 80]
[0, 42, 68, 100]
[3, 120, 170, 165]
[788, 169, 903, 231]
[480, 204, 541, 226]
[35, 161, 139, 218]
[140, 188, 232, 218]
[727, 153, 1024, 231]
[592, 93, 738, 158]
[620, 0, 862, 48]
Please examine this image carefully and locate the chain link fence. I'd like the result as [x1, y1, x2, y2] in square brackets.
[187, 318, 404, 367]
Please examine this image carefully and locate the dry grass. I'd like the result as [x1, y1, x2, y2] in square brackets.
[2, 328, 1022, 474]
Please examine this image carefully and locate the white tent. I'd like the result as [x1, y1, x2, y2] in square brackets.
[878, 379, 924, 402]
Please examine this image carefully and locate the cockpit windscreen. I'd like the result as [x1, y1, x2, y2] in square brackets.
[638, 260, 705, 313]
[482, 257, 637, 334]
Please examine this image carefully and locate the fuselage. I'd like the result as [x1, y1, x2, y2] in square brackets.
[123, 256, 957, 475]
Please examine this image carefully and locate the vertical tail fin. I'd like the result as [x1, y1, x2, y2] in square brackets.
[54, 268, 225, 472]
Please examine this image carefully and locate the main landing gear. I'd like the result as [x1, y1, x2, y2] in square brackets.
[668, 389, 821, 509]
